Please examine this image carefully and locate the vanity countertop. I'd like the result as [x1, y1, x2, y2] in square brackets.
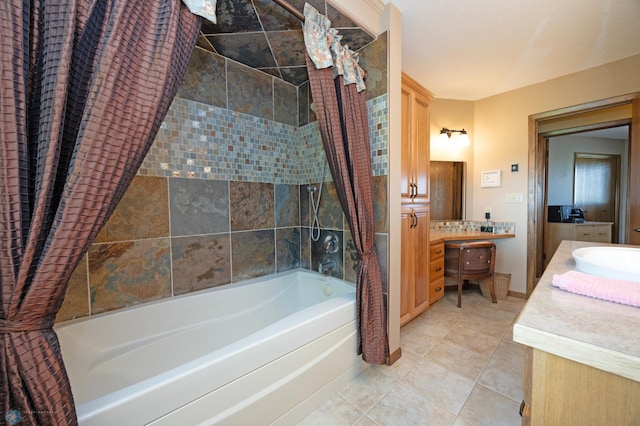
[429, 230, 515, 244]
[513, 240, 640, 382]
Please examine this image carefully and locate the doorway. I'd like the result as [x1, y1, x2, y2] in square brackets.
[527, 93, 640, 296]
[573, 152, 621, 239]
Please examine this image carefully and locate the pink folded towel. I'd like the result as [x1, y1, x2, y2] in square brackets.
[552, 270, 640, 307]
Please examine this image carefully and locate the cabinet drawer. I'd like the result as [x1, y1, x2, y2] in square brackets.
[430, 242, 445, 259]
[575, 225, 611, 242]
[430, 258, 444, 280]
[430, 277, 444, 304]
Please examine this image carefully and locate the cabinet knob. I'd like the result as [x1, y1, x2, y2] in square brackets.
[634, 228, 640, 233]
[435, 287, 442, 292]
[435, 249, 442, 255]
[435, 267, 442, 272]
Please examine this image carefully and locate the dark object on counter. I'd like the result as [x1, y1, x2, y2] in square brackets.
[548, 205, 585, 223]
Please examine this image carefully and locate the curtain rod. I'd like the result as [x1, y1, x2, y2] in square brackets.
[272, 0, 305, 21]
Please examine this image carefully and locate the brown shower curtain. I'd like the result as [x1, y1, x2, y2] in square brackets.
[305, 54, 389, 365]
[0, 0, 200, 424]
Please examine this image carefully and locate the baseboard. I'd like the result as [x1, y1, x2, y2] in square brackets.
[387, 347, 402, 365]
[507, 290, 527, 299]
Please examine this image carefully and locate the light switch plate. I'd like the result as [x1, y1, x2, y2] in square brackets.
[505, 193, 524, 203]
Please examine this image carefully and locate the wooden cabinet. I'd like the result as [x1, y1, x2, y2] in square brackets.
[522, 346, 640, 425]
[400, 74, 434, 326]
[545, 222, 612, 266]
[400, 73, 433, 204]
[429, 242, 445, 304]
[400, 205, 430, 326]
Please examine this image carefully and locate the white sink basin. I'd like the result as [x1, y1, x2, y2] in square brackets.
[572, 246, 640, 281]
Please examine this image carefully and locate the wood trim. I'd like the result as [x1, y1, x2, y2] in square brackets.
[527, 92, 639, 296]
[629, 96, 640, 244]
[526, 115, 538, 297]
[532, 93, 638, 120]
[401, 72, 434, 101]
[507, 290, 527, 299]
[387, 347, 402, 365]
[540, 118, 631, 138]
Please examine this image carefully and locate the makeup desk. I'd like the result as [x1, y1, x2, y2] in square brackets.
[428, 230, 515, 304]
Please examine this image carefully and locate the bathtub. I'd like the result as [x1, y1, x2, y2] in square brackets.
[55, 270, 364, 425]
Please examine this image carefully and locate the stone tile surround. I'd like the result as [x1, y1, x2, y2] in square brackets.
[56, 32, 390, 322]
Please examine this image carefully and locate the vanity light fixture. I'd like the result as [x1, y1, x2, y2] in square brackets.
[439, 127, 470, 146]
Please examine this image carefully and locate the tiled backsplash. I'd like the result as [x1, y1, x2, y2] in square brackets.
[431, 220, 516, 234]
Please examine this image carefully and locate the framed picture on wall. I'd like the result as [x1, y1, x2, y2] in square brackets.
[481, 170, 501, 187]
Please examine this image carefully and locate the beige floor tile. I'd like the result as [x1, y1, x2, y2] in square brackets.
[296, 394, 363, 426]
[366, 384, 456, 426]
[401, 358, 476, 415]
[478, 340, 524, 402]
[452, 418, 474, 426]
[457, 384, 522, 426]
[354, 416, 378, 426]
[338, 367, 397, 413]
[399, 325, 442, 357]
[456, 315, 511, 340]
[425, 338, 492, 382]
[441, 323, 502, 357]
[373, 348, 421, 381]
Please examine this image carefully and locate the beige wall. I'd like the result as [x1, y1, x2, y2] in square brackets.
[431, 54, 640, 294]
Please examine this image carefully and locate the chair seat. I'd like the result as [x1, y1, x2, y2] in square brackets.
[444, 241, 497, 307]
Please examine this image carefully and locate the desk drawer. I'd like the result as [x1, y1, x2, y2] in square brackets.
[430, 277, 444, 304]
[430, 242, 444, 259]
[430, 258, 444, 280]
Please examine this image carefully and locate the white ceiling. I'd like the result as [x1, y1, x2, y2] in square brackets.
[382, 0, 640, 101]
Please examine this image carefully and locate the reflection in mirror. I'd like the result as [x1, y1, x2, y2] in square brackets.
[430, 161, 465, 220]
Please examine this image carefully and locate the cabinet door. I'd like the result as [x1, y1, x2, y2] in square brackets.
[400, 206, 415, 326]
[545, 223, 575, 267]
[412, 206, 430, 316]
[400, 86, 413, 202]
[400, 204, 430, 326]
[411, 92, 430, 202]
[400, 74, 432, 204]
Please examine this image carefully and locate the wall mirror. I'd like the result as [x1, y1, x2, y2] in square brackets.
[430, 161, 465, 220]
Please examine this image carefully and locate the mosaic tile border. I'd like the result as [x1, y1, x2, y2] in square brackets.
[138, 94, 389, 184]
[431, 220, 516, 235]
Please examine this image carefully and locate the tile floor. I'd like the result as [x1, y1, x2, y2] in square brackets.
[298, 288, 527, 426]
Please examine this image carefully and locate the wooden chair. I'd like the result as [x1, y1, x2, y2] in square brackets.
[444, 241, 497, 308]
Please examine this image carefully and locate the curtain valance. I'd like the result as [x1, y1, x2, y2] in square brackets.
[182, 0, 217, 23]
[303, 4, 367, 92]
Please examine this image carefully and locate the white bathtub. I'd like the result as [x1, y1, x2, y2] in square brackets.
[55, 270, 364, 425]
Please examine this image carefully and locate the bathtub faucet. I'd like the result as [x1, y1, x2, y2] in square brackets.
[318, 260, 335, 274]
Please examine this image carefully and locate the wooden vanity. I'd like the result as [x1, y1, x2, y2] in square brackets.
[514, 240, 640, 424]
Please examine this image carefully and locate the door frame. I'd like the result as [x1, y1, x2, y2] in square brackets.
[527, 92, 640, 296]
